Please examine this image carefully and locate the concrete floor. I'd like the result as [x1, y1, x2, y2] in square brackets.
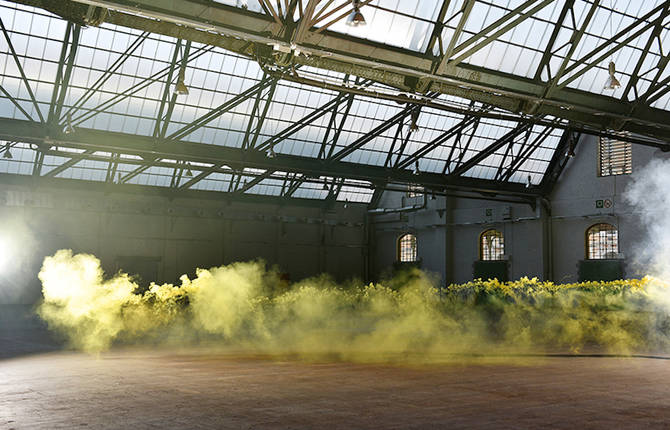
[2, 306, 670, 429]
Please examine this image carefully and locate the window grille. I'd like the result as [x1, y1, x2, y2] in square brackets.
[599, 133, 632, 177]
[480, 229, 504, 261]
[398, 233, 417, 262]
[586, 223, 619, 259]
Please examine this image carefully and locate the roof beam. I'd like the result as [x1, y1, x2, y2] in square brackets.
[0, 15, 45, 122]
[395, 105, 491, 170]
[444, 0, 554, 69]
[0, 118, 541, 197]
[22, 0, 670, 141]
[450, 122, 533, 177]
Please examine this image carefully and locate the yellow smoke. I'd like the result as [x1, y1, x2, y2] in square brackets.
[37, 249, 670, 359]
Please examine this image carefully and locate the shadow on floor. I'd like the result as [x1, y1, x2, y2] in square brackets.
[0, 304, 63, 360]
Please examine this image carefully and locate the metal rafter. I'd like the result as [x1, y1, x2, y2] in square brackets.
[556, 3, 669, 90]
[425, 0, 452, 57]
[443, 113, 482, 175]
[621, 2, 670, 101]
[329, 101, 430, 163]
[0, 16, 45, 122]
[0, 118, 540, 197]
[63, 30, 149, 124]
[435, 0, 474, 74]
[5, 0, 670, 202]
[241, 74, 277, 150]
[23, 0, 670, 142]
[153, 39, 184, 138]
[533, 0, 575, 81]
[48, 22, 81, 125]
[536, 0, 599, 100]
[395, 104, 492, 170]
[498, 125, 553, 182]
[449, 122, 533, 177]
[0, 84, 35, 121]
[444, 0, 554, 69]
[119, 75, 276, 184]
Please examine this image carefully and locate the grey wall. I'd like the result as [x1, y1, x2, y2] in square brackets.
[0, 184, 366, 304]
[371, 193, 448, 283]
[371, 134, 670, 285]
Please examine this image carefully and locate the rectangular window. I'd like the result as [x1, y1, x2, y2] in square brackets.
[407, 184, 423, 198]
[598, 133, 632, 177]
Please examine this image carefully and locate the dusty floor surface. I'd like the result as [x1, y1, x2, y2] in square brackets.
[2, 306, 670, 429]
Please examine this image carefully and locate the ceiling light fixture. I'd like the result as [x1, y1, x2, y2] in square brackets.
[64, 114, 75, 134]
[175, 67, 189, 96]
[346, 0, 366, 27]
[3, 143, 12, 159]
[323, 180, 329, 191]
[185, 162, 193, 177]
[410, 109, 420, 132]
[413, 160, 420, 176]
[604, 61, 621, 90]
[526, 175, 532, 188]
[267, 147, 276, 158]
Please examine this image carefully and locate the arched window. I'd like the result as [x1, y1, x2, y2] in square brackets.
[586, 223, 619, 259]
[398, 233, 417, 262]
[480, 229, 504, 261]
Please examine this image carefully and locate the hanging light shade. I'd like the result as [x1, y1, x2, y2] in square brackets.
[346, 1, 366, 27]
[604, 61, 621, 90]
[64, 114, 75, 134]
[410, 110, 420, 132]
[3, 146, 12, 159]
[266, 147, 276, 158]
[185, 162, 193, 177]
[175, 68, 189, 95]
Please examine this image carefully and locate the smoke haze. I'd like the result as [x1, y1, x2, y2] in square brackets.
[37, 249, 670, 360]
[33, 157, 670, 361]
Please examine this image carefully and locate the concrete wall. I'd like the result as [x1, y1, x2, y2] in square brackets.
[0, 184, 366, 304]
[371, 134, 670, 285]
[370, 193, 448, 283]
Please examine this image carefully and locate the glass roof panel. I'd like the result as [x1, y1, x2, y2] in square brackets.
[0, 1, 580, 198]
[312, 0, 443, 52]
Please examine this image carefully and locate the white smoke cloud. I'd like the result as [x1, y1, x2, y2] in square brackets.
[625, 157, 670, 279]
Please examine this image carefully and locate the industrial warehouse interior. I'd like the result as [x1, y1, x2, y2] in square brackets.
[2, 0, 670, 428]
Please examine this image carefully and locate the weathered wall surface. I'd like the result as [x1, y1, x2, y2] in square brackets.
[0, 183, 366, 304]
[371, 134, 670, 285]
